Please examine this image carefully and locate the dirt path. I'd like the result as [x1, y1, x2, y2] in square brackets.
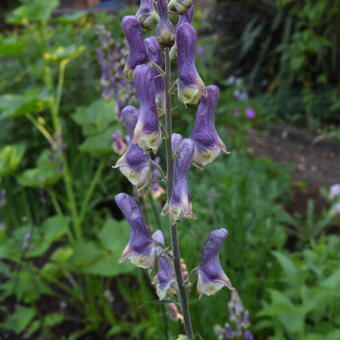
[248, 124, 340, 188]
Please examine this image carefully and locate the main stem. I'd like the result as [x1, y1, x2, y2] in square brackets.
[163, 47, 194, 340]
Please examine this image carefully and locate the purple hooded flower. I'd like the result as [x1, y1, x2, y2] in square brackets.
[136, 0, 159, 29]
[177, 23, 206, 104]
[197, 228, 234, 297]
[122, 16, 148, 78]
[245, 108, 256, 119]
[169, 0, 193, 15]
[115, 193, 155, 269]
[177, 6, 194, 26]
[133, 64, 162, 153]
[162, 135, 195, 223]
[114, 106, 152, 190]
[144, 37, 165, 114]
[152, 230, 175, 300]
[244, 331, 254, 340]
[156, 0, 175, 47]
[191, 85, 228, 167]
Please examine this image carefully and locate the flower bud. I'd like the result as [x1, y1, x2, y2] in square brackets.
[191, 85, 229, 167]
[112, 131, 127, 156]
[133, 64, 162, 153]
[168, 0, 193, 14]
[136, 0, 159, 29]
[115, 193, 156, 269]
[162, 136, 195, 223]
[114, 106, 152, 190]
[152, 230, 175, 300]
[197, 228, 234, 297]
[176, 23, 206, 104]
[144, 37, 166, 115]
[122, 16, 148, 78]
[156, 0, 176, 47]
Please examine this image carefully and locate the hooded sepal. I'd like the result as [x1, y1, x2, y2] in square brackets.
[122, 16, 148, 79]
[197, 228, 234, 297]
[176, 23, 206, 104]
[144, 37, 166, 115]
[161, 136, 195, 224]
[152, 230, 176, 300]
[136, 0, 159, 29]
[115, 193, 156, 269]
[156, 0, 176, 47]
[133, 64, 162, 153]
[114, 106, 152, 190]
[191, 85, 229, 167]
[168, 0, 193, 14]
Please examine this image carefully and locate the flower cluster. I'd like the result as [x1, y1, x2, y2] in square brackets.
[110, 0, 234, 335]
[214, 291, 253, 340]
[96, 24, 134, 117]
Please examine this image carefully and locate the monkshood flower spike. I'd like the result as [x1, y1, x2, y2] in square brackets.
[136, 0, 159, 29]
[122, 16, 148, 79]
[169, 0, 193, 14]
[115, 193, 155, 269]
[113, 106, 152, 190]
[133, 64, 162, 153]
[177, 22, 206, 105]
[197, 228, 234, 297]
[191, 85, 229, 167]
[152, 230, 176, 300]
[156, 0, 176, 47]
[162, 136, 195, 224]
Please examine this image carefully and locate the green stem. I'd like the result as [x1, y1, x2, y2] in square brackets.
[163, 47, 194, 340]
[76, 159, 106, 230]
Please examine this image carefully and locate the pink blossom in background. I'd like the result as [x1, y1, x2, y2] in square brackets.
[245, 108, 256, 119]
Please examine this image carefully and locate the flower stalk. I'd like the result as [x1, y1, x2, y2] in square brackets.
[164, 47, 194, 339]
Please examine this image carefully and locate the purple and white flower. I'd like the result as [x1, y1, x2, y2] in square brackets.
[197, 228, 234, 297]
[176, 23, 206, 104]
[115, 193, 156, 269]
[136, 0, 159, 29]
[168, 0, 193, 14]
[191, 85, 228, 167]
[156, 0, 175, 47]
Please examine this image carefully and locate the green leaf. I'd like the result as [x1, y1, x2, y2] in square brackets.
[27, 215, 70, 257]
[322, 267, 340, 289]
[272, 251, 298, 283]
[0, 36, 25, 57]
[79, 126, 117, 155]
[50, 246, 74, 264]
[0, 144, 26, 177]
[0, 90, 51, 119]
[68, 219, 133, 276]
[43, 44, 85, 63]
[2, 305, 36, 333]
[72, 99, 116, 136]
[44, 313, 64, 327]
[8, 0, 59, 25]
[18, 149, 62, 188]
[54, 11, 87, 25]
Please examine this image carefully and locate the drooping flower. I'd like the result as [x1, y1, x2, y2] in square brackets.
[162, 136, 195, 223]
[152, 230, 175, 300]
[168, 0, 193, 14]
[329, 184, 340, 200]
[156, 0, 176, 47]
[112, 131, 127, 156]
[191, 85, 228, 167]
[197, 228, 234, 297]
[115, 193, 155, 269]
[176, 23, 206, 104]
[136, 0, 159, 29]
[144, 36, 165, 114]
[122, 16, 148, 78]
[133, 64, 162, 153]
[245, 108, 256, 119]
[113, 106, 152, 190]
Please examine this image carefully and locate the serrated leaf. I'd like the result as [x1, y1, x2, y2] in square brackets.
[0, 90, 51, 119]
[2, 305, 36, 333]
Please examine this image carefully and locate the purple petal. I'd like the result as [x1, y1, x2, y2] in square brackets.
[136, 0, 158, 29]
[156, 0, 175, 47]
